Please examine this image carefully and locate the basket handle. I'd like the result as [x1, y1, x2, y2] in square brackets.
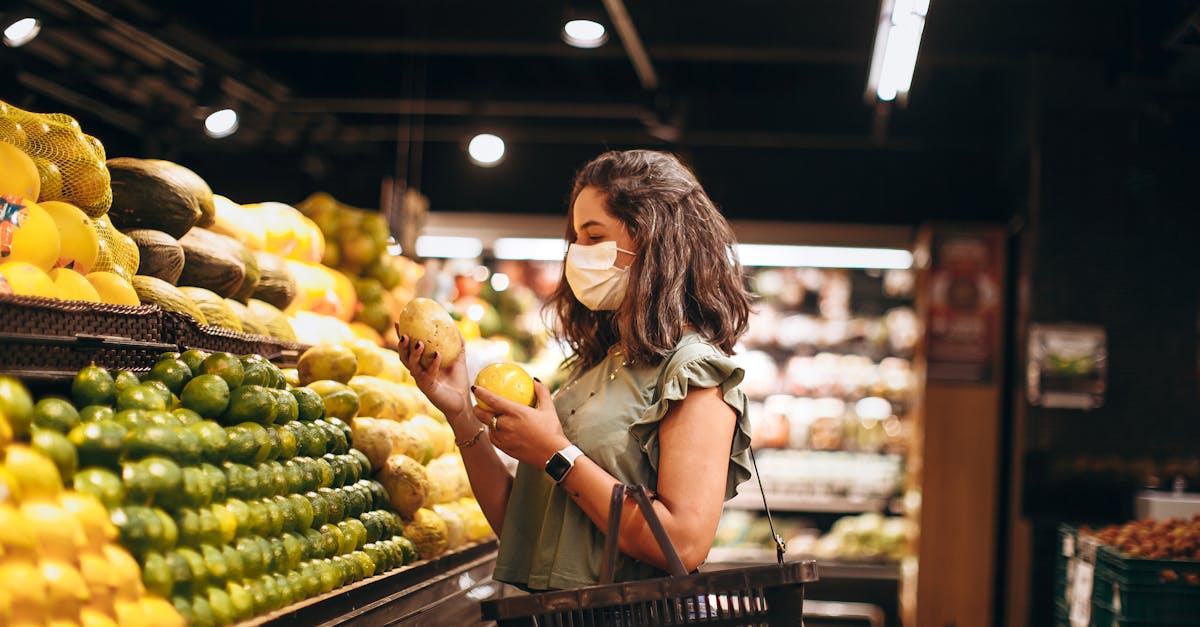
[599, 484, 689, 583]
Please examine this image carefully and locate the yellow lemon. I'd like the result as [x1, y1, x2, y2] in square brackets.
[40, 200, 98, 274]
[138, 597, 184, 627]
[0, 198, 60, 271]
[20, 501, 86, 561]
[0, 141, 39, 201]
[40, 559, 90, 617]
[58, 492, 117, 546]
[77, 551, 115, 614]
[49, 268, 101, 303]
[0, 261, 56, 298]
[473, 362, 536, 412]
[0, 503, 37, 559]
[101, 544, 144, 601]
[0, 559, 48, 624]
[4, 444, 62, 502]
[84, 271, 139, 306]
[113, 600, 151, 627]
[33, 157, 64, 202]
[80, 608, 119, 627]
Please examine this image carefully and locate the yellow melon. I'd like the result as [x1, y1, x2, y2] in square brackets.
[0, 261, 56, 298]
[0, 197, 60, 271]
[84, 272, 139, 306]
[48, 268, 100, 302]
[39, 200, 98, 274]
[0, 141, 39, 201]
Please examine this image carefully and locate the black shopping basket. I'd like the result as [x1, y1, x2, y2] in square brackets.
[480, 480, 818, 626]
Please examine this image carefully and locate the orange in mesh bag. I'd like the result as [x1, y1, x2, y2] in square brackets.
[0, 101, 112, 217]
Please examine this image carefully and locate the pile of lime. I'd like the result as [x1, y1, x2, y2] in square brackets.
[24, 350, 419, 625]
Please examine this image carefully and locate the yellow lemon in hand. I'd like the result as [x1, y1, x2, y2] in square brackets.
[473, 362, 535, 412]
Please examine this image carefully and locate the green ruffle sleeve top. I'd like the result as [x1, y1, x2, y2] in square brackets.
[492, 332, 753, 590]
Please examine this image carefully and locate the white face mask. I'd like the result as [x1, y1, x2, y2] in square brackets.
[564, 241, 636, 311]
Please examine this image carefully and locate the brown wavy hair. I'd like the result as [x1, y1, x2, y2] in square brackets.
[548, 150, 751, 372]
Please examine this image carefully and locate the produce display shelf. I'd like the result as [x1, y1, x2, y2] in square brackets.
[723, 491, 899, 514]
[244, 540, 500, 627]
[705, 549, 900, 581]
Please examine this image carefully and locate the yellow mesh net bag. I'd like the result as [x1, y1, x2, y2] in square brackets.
[0, 100, 112, 218]
[92, 215, 139, 280]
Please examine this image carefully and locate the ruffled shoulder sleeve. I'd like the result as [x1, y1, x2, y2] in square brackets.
[628, 338, 753, 500]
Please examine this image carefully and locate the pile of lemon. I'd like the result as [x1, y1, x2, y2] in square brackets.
[0, 377, 183, 626]
[0, 101, 140, 306]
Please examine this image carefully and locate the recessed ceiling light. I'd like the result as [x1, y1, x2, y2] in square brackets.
[3, 17, 41, 48]
[562, 19, 607, 48]
[204, 108, 239, 138]
[468, 133, 505, 167]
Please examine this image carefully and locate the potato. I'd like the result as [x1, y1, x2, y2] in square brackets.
[394, 297, 462, 367]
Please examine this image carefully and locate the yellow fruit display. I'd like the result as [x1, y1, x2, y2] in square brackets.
[0, 261, 57, 298]
[0, 559, 48, 624]
[473, 362, 536, 411]
[0, 197, 61, 271]
[32, 156, 64, 203]
[84, 272, 139, 306]
[48, 268, 101, 302]
[39, 200, 98, 273]
[0, 140, 40, 200]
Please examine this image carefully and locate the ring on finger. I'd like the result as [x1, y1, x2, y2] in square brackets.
[491, 414, 500, 430]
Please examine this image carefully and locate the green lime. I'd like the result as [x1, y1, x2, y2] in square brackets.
[327, 417, 352, 453]
[223, 462, 260, 501]
[350, 549, 376, 579]
[154, 506, 180, 552]
[123, 455, 182, 506]
[318, 487, 345, 523]
[117, 383, 169, 412]
[288, 493, 315, 531]
[113, 369, 140, 393]
[298, 561, 321, 598]
[264, 499, 285, 538]
[316, 559, 340, 593]
[73, 466, 125, 508]
[174, 424, 203, 465]
[223, 498, 251, 537]
[359, 512, 383, 544]
[394, 536, 418, 565]
[313, 457, 335, 490]
[196, 507, 222, 546]
[318, 523, 344, 559]
[33, 397, 80, 433]
[189, 592, 215, 627]
[175, 546, 209, 591]
[30, 428, 77, 479]
[291, 387, 325, 422]
[265, 536, 286, 574]
[114, 408, 147, 430]
[159, 351, 182, 361]
[282, 459, 305, 493]
[225, 422, 270, 465]
[339, 518, 368, 552]
[148, 358, 193, 395]
[201, 463, 228, 502]
[79, 405, 115, 423]
[206, 585, 235, 626]
[200, 353, 245, 389]
[323, 453, 347, 489]
[173, 507, 202, 547]
[122, 424, 181, 460]
[362, 543, 387, 574]
[189, 420, 229, 464]
[340, 453, 362, 485]
[236, 535, 266, 579]
[297, 422, 326, 458]
[222, 543, 245, 584]
[72, 364, 116, 407]
[240, 360, 273, 388]
[180, 349, 211, 375]
[284, 569, 305, 604]
[142, 409, 182, 427]
[112, 504, 164, 557]
[307, 491, 329, 529]
[343, 484, 369, 519]
[0, 376, 33, 439]
[69, 419, 126, 469]
[282, 532, 306, 571]
[224, 385, 276, 426]
[271, 389, 299, 424]
[225, 581, 254, 621]
[258, 572, 282, 611]
[302, 528, 325, 560]
[140, 380, 174, 406]
[200, 544, 229, 586]
[171, 594, 194, 624]
[348, 448, 372, 478]
[172, 407, 204, 426]
[334, 553, 360, 583]
[260, 461, 287, 497]
[321, 389, 359, 422]
[366, 480, 389, 511]
[166, 552, 196, 598]
[245, 499, 269, 537]
[181, 374, 231, 420]
[141, 550, 174, 597]
[172, 465, 212, 510]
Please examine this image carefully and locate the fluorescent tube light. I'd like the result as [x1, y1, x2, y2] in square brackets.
[415, 236, 483, 259]
[736, 244, 913, 269]
[866, 0, 929, 104]
[493, 237, 566, 261]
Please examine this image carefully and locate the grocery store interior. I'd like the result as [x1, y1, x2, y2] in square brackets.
[1, 1, 1198, 626]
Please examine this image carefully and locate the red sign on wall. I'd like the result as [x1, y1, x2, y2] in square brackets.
[926, 230, 1005, 383]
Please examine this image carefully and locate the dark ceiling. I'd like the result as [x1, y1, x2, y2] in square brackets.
[3, 0, 1199, 224]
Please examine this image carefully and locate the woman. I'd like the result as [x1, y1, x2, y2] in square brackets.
[396, 149, 754, 590]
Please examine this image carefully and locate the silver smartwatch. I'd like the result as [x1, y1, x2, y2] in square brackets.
[544, 445, 585, 483]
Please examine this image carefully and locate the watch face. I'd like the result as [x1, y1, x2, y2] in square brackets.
[545, 453, 571, 482]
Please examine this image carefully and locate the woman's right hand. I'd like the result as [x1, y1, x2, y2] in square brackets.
[395, 330, 471, 424]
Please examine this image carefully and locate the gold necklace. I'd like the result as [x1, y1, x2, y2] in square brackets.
[555, 350, 628, 417]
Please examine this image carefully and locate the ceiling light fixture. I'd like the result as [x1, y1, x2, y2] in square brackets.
[467, 133, 505, 167]
[415, 236, 483, 259]
[203, 108, 239, 138]
[865, 0, 930, 104]
[492, 237, 567, 261]
[736, 244, 914, 269]
[3, 17, 40, 47]
[562, 19, 607, 48]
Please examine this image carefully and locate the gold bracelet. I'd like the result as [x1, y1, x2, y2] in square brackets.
[456, 425, 487, 448]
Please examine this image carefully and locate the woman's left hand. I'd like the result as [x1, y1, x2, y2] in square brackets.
[471, 380, 569, 467]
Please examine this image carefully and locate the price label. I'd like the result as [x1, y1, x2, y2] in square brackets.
[1069, 559, 1094, 627]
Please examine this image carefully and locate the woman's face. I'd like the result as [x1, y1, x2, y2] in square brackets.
[571, 186, 636, 269]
